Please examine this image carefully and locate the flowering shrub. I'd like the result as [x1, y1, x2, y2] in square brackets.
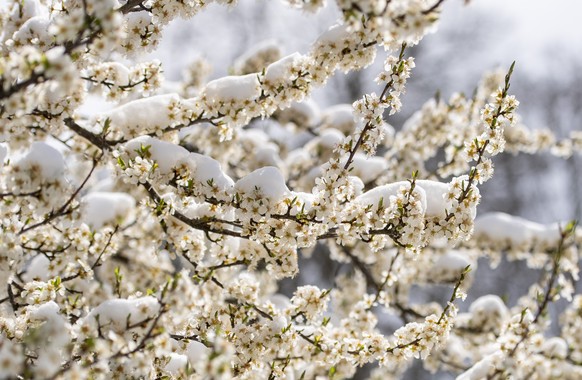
[1, 0, 581, 379]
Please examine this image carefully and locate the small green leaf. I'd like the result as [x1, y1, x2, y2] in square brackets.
[329, 366, 336, 378]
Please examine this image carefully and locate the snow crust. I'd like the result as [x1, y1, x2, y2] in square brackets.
[289, 191, 316, 213]
[317, 128, 345, 148]
[416, 180, 449, 218]
[238, 129, 283, 167]
[102, 62, 130, 84]
[182, 203, 235, 224]
[124, 136, 189, 174]
[317, 23, 349, 44]
[351, 154, 388, 183]
[84, 297, 160, 333]
[123, 137, 236, 192]
[280, 99, 320, 127]
[18, 142, 65, 180]
[457, 352, 503, 380]
[255, 146, 283, 168]
[285, 148, 310, 168]
[235, 166, 290, 200]
[347, 176, 365, 197]
[267, 294, 292, 310]
[431, 251, 472, 283]
[26, 300, 69, 376]
[99, 93, 180, 133]
[239, 128, 270, 145]
[28, 300, 61, 321]
[203, 73, 261, 101]
[179, 152, 234, 190]
[165, 353, 188, 374]
[82, 192, 136, 229]
[187, 341, 210, 366]
[77, 94, 113, 118]
[321, 104, 355, 133]
[10, 0, 45, 19]
[541, 337, 568, 359]
[355, 179, 455, 218]
[474, 212, 561, 245]
[265, 52, 302, 83]
[356, 181, 427, 213]
[468, 295, 508, 317]
[24, 255, 51, 282]
[13, 16, 50, 41]
[444, 336, 472, 368]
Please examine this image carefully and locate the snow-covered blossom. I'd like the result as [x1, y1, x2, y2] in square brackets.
[0, 1, 580, 379]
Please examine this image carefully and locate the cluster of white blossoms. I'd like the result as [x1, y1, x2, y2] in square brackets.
[1, 0, 581, 379]
[83, 60, 163, 101]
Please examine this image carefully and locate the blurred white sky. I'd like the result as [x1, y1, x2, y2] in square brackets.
[438, 0, 582, 78]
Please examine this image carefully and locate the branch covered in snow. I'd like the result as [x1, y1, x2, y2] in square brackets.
[0, 0, 580, 379]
